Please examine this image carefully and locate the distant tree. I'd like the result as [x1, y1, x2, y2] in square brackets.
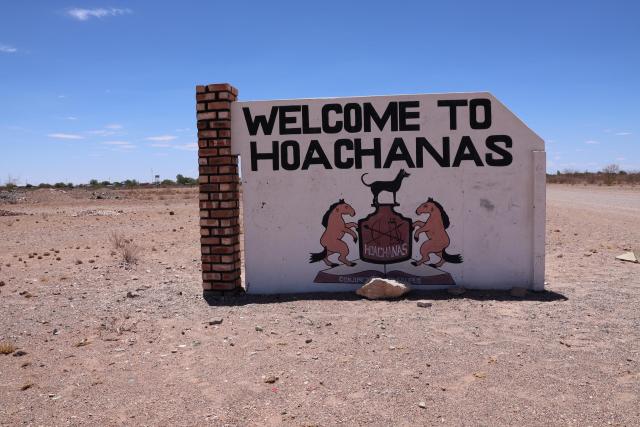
[38, 183, 51, 188]
[176, 174, 197, 185]
[89, 179, 99, 186]
[112, 181, 122, 187]
[25, 183, 33, 188]
[100, 180, 111, 186]
[53, 182, 66, 188]
[161, 179, 176, 185]
[602, 164, 620, 186]
[123, 179, 139, 187]
[66, 182, 74, 188]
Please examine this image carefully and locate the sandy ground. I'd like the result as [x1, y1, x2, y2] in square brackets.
[0, 184, 638, 426]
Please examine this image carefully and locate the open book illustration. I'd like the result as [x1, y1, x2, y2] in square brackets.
[314, 259, 455, 285]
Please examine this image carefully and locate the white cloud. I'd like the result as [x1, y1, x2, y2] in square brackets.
[102, 140, 132, 146]
[48, 133, 84, 140]
[0, 44, 17, 53]
[65, 116, 78, 120]
[616, 157, 626, 161]
[149, 143, 171, 148]
[615, 132, 631, 136]
[584, 140, 599, 144]
[146, 135, 177, 142]
[67, 8, 132, 21]
[105, 123, 123, 130]
[174, 143, 198, 151]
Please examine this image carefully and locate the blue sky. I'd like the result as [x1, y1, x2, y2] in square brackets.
[1, 1, 638, 184]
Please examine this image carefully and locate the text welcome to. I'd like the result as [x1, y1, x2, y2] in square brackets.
[242, 99, 513, 172]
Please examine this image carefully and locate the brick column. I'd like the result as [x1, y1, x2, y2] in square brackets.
[196, 83, 242, 294]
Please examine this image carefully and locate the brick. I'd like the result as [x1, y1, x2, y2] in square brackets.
[210, 246, 236, 255]
[203, 272, 222, 281]
[196, 85, 207, 93]
[198, 157, 208, 166]
[197, 112, 216, 121]
[208, 209, 239, 219]
[196, 92, 217, 102]
[209, 263, 238, 272]
[209, 120, 231, 129]
[209, 139, 231, 148]
[201, 237, 222, 245]
[207, 156, 237, 166]
[207, 101, 231, 110]
[218, 111, 230, 119]
[198, 130, 218, 139]
[207, 83, 232, 92]
[197, 103, 206, 112]
[221, 271, 241, 281]
[200, 228, 210, 236]
[199, 183, 220, 193]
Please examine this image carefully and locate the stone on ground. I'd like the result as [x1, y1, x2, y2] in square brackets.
[356, 278, 410, 300]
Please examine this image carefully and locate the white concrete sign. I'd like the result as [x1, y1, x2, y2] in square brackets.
[231, 93, 545, 294]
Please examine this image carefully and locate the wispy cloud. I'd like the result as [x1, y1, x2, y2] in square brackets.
[146, 135, 177, 142]
[88, 124, 124, 136]
[0, 44, 17, 53]
[103, 140, 135, 149]
[174, 143, 198, 151]
[584, 140, 599, 145]
[48, 133, 84, 140]
[149, 143, 171, 148]
[615, 132, 631, 136]
[65, 116, 78, 121]
[67, 8, 132, 21]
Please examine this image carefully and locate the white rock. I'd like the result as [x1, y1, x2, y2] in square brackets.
[356, 278, 410, 300]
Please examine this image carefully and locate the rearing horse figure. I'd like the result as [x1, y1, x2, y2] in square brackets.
[412, 197, 463, 267]
[309, 199, 358, 267]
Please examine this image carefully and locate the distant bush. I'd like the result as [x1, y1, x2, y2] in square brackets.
[53, 182, 66, 188]
[161, 179, 176, 185]
[176, 174, 197, 185]
[122, 179, 139, 187]
[89, 179, 99, 186]
[547, 165, 640, 186]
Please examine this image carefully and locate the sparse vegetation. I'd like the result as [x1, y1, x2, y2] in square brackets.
[547, 165, 639, 186]
[109, 231, 127, 250]
[176, 174, 197, 185]
[0, 342, 17, 355]
[120, 242, 141, 265]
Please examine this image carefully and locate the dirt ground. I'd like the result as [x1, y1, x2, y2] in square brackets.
[0, 184, 638, 426]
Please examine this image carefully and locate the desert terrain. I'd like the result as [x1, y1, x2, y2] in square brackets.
[0, 184, 638, 426]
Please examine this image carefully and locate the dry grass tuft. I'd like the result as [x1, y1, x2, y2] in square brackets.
[109, 231, 127, 250]
[120, 243, 141, 265]
[0, 342, 17, 355]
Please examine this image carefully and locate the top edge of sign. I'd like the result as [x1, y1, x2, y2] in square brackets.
[236, 91, 494, 104]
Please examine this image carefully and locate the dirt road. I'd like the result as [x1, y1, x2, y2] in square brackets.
[0, 185, 638, 426]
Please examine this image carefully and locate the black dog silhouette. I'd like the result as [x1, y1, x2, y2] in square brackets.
[361, 169, 411, 206]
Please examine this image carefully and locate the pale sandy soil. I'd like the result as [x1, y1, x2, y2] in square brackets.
[0, 184, 638, 426]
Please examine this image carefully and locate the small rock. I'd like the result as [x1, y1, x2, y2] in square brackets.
[255, 326, 263, 332]
[13, 350, 27, 357]
[169, 211, 175, 215]
[356, 278, 410, 300]
[305, 338, 312, 344]
[208, 318, 223, 326]
[263, 375, 278, 384]
[418, 401, 426, 409]
[447, 287, 466, 296]
[126, 291, 139, 298]
[0, 281, 4, 286]
[416, 301, 432, 308]
[510, 287, 528, 298]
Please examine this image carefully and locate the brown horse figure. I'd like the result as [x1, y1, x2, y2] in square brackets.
[309, 199, 358, 267]
[412, 198, 463, 267]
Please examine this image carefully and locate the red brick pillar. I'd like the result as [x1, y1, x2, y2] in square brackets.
[196, 83, 242, 294]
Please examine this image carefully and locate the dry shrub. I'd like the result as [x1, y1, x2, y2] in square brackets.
[110, 231, 127, 249]
[120, 243, 141, 265]
[0, 342, 16, 355]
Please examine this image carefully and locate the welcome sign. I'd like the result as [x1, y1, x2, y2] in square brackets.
[230, 92, 545, 294]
